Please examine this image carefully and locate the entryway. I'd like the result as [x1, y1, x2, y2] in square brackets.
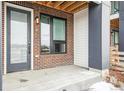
[6, 6, 31, 73]
[3, 65, 101, 91]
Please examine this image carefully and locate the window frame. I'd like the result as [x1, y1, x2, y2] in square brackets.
[40, 13, 67, 55]
[111, 29, 119, 46]
[40, 15, 51, 54]
[111, 1, 119, 15]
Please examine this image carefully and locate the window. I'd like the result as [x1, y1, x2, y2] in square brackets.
[41, 15, 50, 53]
[111, 1, 119, 14]
[53, 18, 66, 53]
[40, 14, 66, 54]
[111, 30, 119, 46]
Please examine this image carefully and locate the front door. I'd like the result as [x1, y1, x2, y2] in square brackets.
[7, 7, 31, 73]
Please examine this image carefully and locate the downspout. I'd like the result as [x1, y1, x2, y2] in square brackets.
[0, 1, 2, 91]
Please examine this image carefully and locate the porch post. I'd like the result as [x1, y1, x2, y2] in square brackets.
[0, 1, 2, 90]
[119, 1, 124, 51]
[89, 2, 110, 70]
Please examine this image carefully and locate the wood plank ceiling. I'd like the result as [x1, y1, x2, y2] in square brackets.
[111, 18, 119, 29]
[32, 1, 88, 14]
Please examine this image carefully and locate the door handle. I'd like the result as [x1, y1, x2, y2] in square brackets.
[28, 42, 31, 54]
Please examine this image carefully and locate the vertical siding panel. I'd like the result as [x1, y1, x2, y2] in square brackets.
[101, 2, 110, 69]
[89, 2, 110, 70]
[89, 3, 102, 70]
[74, 8, 88, 68]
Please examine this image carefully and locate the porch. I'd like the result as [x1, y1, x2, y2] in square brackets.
[0, 1, 110, 91]
[1, 1, 110, 74]
[3, 65, 101, 91]
[110, 6, 124, 84]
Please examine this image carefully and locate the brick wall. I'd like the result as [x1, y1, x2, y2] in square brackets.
[109, 69, 124, 82]
[2, 1, 73, 71]
[2, 2, 4, 73]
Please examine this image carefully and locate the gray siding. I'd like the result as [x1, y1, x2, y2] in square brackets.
[89, 3, 102, 70]
[119, 1, 124, 51]
[101, 2, 110, 69]
[0, 1, 2, 90]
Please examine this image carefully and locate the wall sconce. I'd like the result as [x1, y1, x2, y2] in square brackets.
[35, 16, 39, 24]
[35, 55, 39, 58]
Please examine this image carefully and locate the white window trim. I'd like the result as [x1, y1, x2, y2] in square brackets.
[110, 13, 119, 20]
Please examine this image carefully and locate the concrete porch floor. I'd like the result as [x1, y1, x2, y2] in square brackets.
[3, 65, 101, 91]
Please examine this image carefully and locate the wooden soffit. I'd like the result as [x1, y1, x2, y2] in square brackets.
[31, 1, 88, 14]
[111, 18, 119, 29]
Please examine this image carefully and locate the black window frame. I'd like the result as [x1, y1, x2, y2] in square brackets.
[111, 29, 119, 46]
[40, 13, 67, 55]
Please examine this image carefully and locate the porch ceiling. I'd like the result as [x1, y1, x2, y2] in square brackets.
[31, 1, 88, 14]
[111, 18, 119, 29]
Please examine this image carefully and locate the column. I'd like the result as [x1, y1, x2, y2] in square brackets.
[89, 2, 110, 70]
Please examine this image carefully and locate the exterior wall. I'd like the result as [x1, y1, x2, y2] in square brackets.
[74, 8, 88, 68]
[109, 69, 124, 82]
[0, 1, 2, 90]
[101, 2, 110, 69]
[89, 3, 102, 70]
[119, 1, 124, 51]
[89, 2, 110, 70]
[2, 1, 73, 72]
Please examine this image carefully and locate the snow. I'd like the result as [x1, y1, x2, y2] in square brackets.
[89, 81, 121, 91]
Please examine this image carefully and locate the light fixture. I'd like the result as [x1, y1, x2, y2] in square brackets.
[35, 16, 39, 24]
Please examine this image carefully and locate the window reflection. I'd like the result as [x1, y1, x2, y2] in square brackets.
[41, 15, 50, 53]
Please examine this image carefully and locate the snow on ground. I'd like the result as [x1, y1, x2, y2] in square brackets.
[89, 81, 121, 91]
